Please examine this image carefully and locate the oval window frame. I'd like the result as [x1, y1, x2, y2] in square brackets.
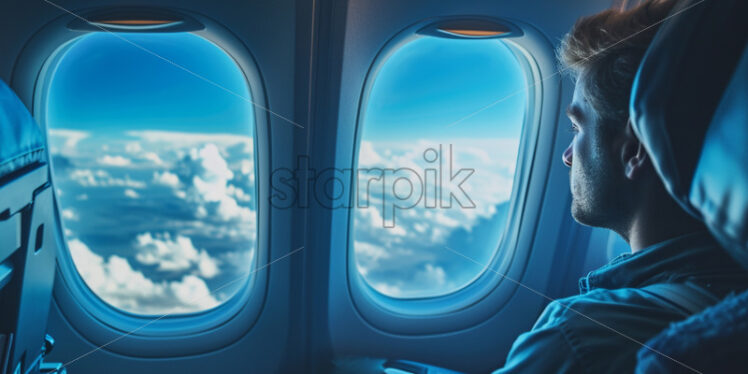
[14, 8, 272, 357]
[344, 17, 560, 333]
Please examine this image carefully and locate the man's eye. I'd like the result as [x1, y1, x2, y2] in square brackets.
[569, 123, 580, 134]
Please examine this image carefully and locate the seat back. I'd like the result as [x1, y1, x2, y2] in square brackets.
[630, 0, 748, 268]
[0, 79, 58, 374]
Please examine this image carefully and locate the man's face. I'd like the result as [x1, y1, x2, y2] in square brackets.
[562, 73, 627, 229]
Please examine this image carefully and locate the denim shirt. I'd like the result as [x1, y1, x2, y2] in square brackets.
[493, 231, 748, 374]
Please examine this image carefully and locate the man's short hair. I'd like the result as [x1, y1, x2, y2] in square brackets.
[558, 0, 678, 126]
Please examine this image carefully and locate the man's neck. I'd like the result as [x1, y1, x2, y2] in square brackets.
[626, 206, 707, 253]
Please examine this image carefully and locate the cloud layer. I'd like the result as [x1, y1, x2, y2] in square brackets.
[69, 238, 220, 314]
[51, 130, 257, 315]
[51, 127, 517, 307]
[353, 139, 517, 298]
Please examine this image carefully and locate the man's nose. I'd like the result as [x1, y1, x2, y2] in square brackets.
[562, 144, 573, 167]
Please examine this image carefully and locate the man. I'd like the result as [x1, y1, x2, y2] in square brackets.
[493, 0, 748, 372]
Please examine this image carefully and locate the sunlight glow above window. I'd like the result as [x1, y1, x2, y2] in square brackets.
[44, 32, 257, 315]
[353, 36, 527, 299]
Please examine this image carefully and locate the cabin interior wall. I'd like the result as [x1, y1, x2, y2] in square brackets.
[0, 0, 619, 372]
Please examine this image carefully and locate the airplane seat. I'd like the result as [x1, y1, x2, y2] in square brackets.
[630, 0, 748, 268]
[629, 0, 748, 371]
[0, 79, 64, 374]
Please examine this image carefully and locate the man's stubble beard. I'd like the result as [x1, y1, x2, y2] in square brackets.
[569, 157, 628, 232]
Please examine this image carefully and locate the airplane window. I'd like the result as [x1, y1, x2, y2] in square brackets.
[44, 32, 257, 315]
[353, 36, 527, 298]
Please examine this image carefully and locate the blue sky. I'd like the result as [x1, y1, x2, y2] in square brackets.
[363, 36, 526, 141]
[46, 32, 254, 135]
[45, 30, 528, 311]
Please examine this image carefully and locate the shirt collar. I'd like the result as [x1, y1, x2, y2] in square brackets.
[579, 231, 739, 293]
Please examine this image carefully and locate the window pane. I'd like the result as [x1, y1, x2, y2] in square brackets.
[353, 37, 527, 298]
[45, 32, 257, 315]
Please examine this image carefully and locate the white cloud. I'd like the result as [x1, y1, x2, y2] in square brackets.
[127, 130, 252, 152]
[69, 169, 97, 186]
[355, 139, 516, 232]
[70, 169, 145, 189]
[134, 232, 197, 272]
[125, 142, 143, 154]
[48, 129, 90, 156]
[372, 282, 403, 297]
[68, 238, 220, 314]
[227, 184, 251, 202]
[99, 155, 132, 167]
[143, 152, 163, 165]
[433, 211, 459, 228]
[133, 232, 220, 279]
[53, 137, 259, 311]
[153, 171, 180, 188]
[240, 160, 253, 175]
[359, 206, 384, 229]
[413, 222, 427, 233]
[413, 263, 447, 287]
[177, 144, 255, 222]
[363, 262, 450, 298]
[62, 208, 78, 221]
[354, 241, 387, 278]
[219, 250, 255, 274]
[124, 189, 140, 199]
[351, 138, 519, 297]
[390, 225, 406, 236]
[355, 240, 389, 262]
[197, 250, 220, 278]
[215, 196, 253, 222]
[123, 141, 164, 166]
[358, 141, 384, 166]
[190, 144, 234, 201]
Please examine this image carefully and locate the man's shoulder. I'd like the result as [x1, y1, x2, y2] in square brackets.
[528, 288, 687, 373]
[497, 288, 682, 374]
[536, 287, 682, 330]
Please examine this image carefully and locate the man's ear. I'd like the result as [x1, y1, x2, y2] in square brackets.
[621, 119, 649, 180]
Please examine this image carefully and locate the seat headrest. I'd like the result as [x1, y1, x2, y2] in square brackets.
[630, 0, 748, 267]
[0, 79, 45, 181]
